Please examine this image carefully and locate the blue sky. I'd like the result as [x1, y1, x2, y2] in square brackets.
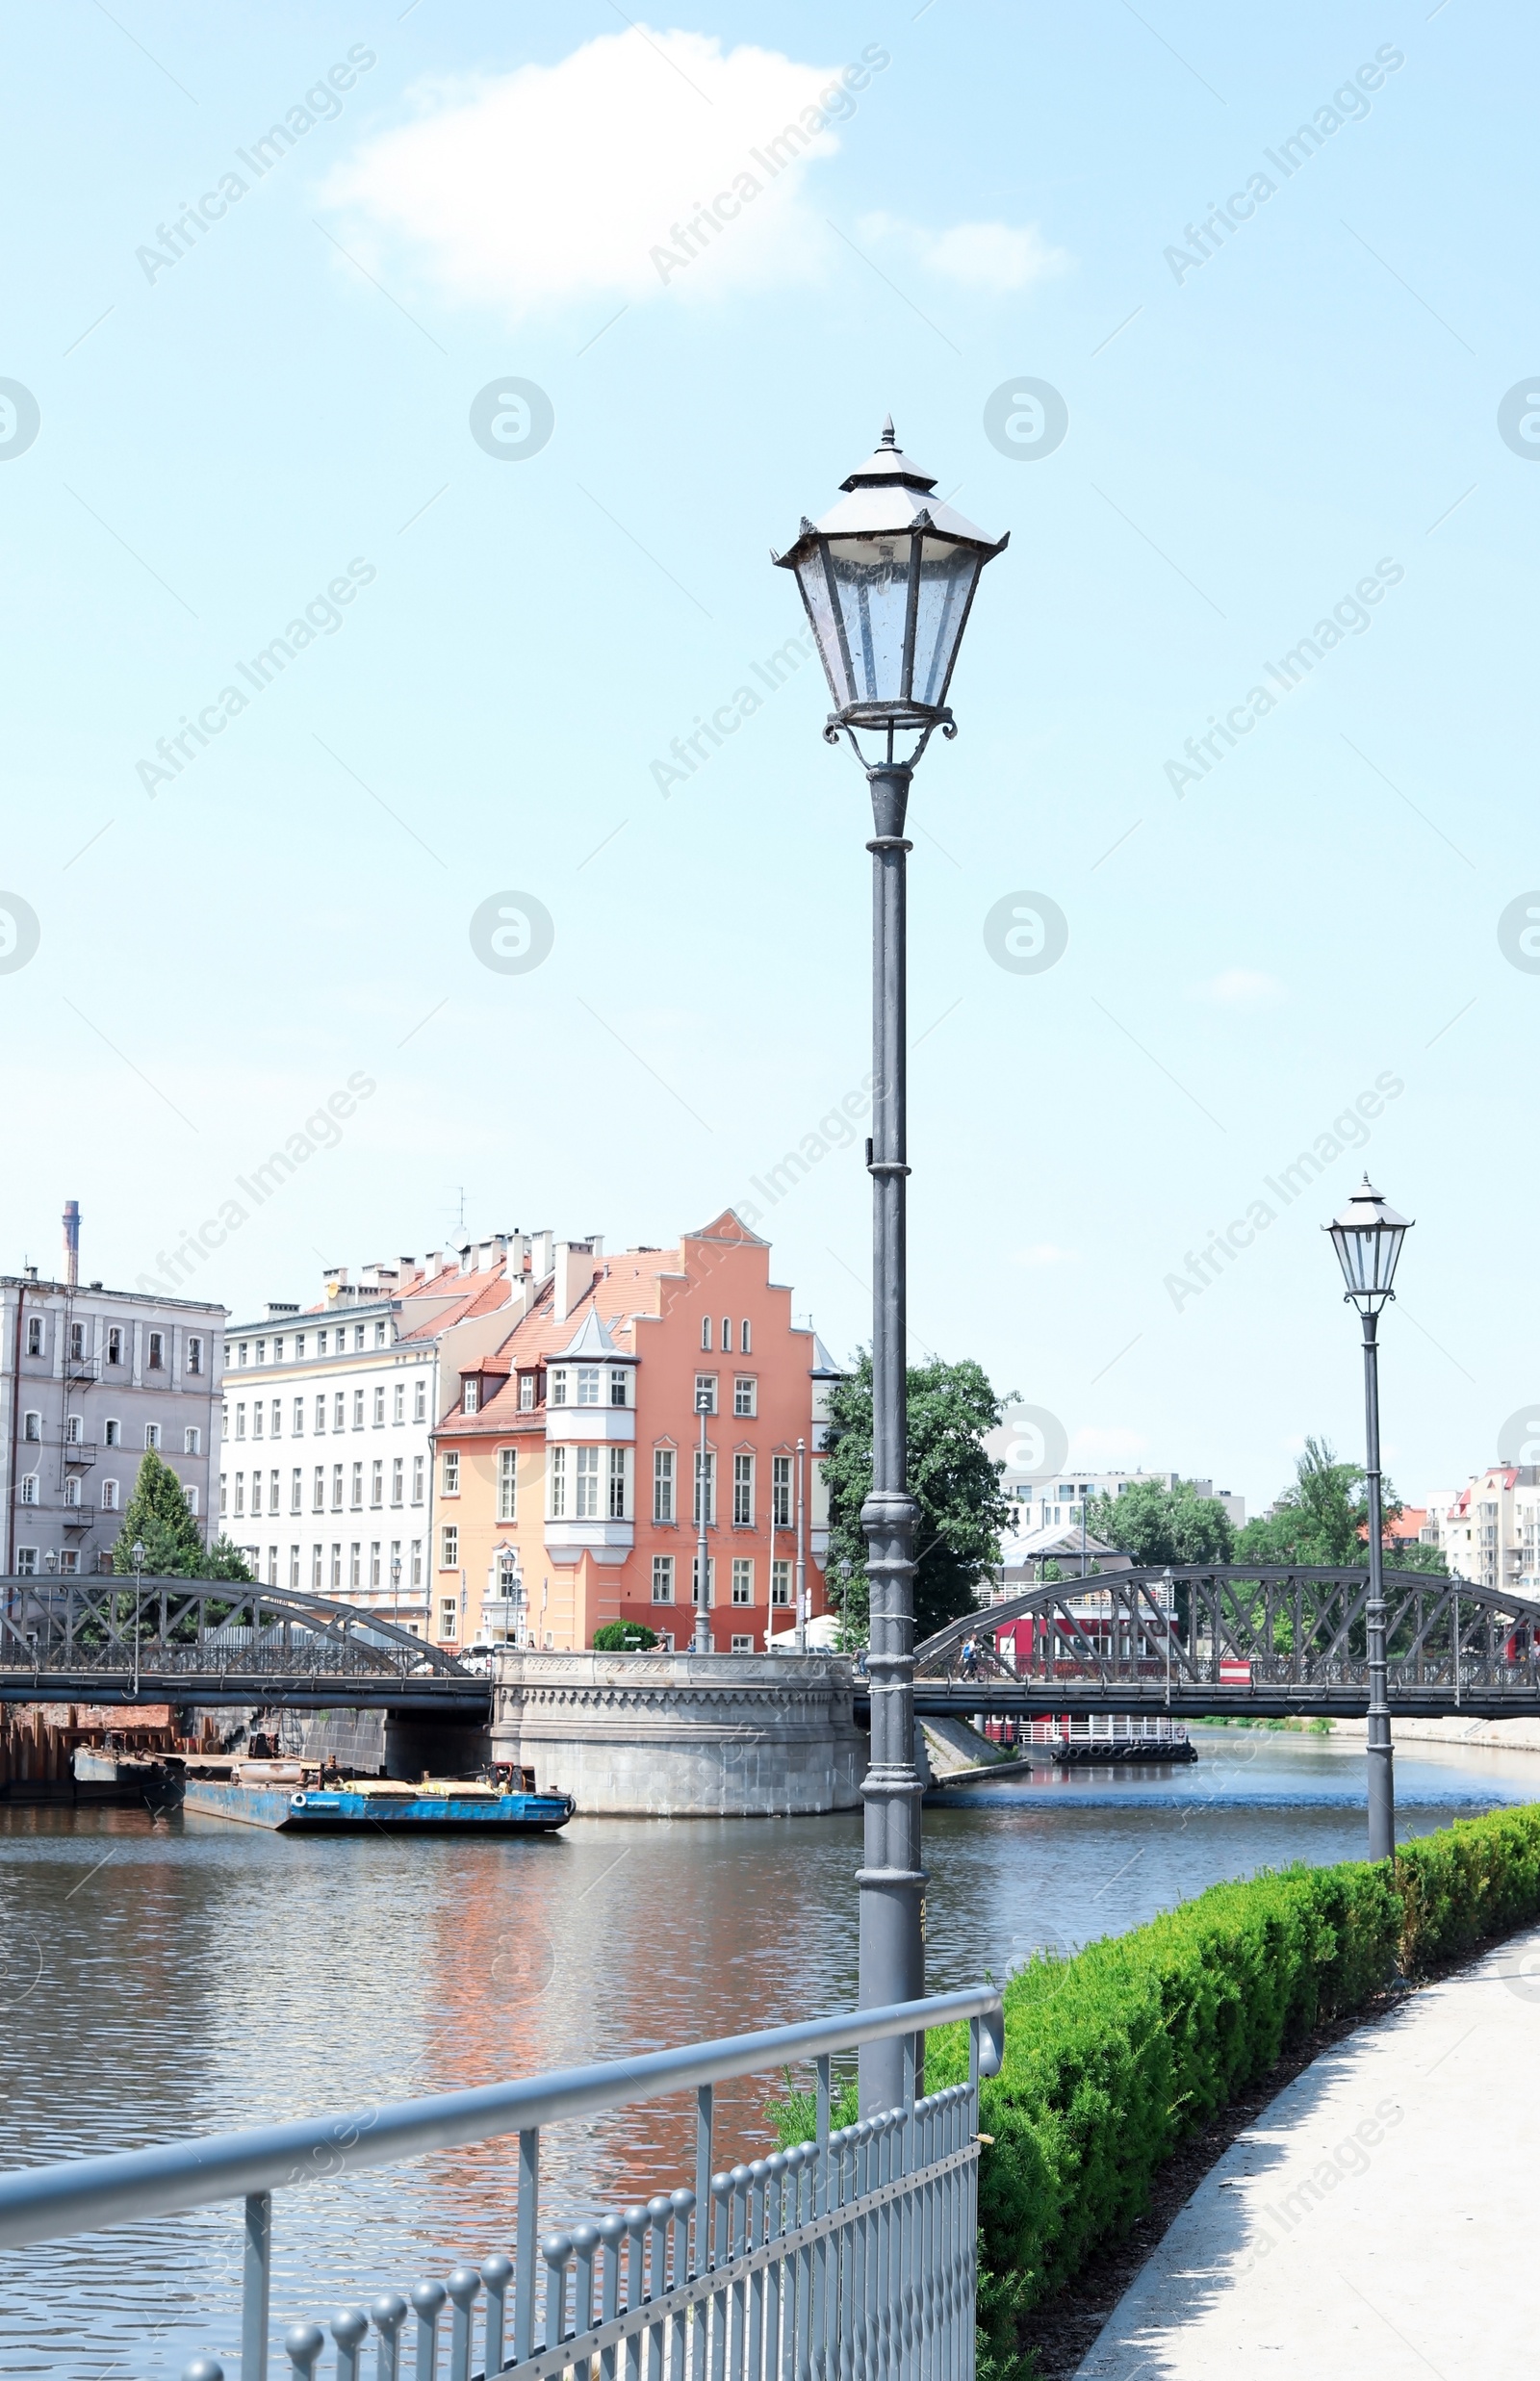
[2, 0, 1535, 1510]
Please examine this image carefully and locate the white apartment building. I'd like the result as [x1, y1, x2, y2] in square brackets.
[1, 1204, 224, 1576]
[1424, 1469, 1540, 1596]
[981, 1437, 1247, 1539]
[220, 1234, 550, 1626]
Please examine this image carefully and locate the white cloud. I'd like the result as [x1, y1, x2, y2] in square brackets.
[1187, 968, 1286, 1007]
[857, 211, 1071, 292]
[322, 28, 876, 321]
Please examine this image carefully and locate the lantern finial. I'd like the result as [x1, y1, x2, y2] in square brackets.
[880, 415, 896, 447]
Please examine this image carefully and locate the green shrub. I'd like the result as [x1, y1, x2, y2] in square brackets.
[1396, 1801, 1540, 1972]
[590, 1622, 658, 1651]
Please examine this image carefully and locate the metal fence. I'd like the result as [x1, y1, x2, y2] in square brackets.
[0, 1987, 1002, 2381]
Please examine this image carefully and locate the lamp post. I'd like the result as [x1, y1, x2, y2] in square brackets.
[1324, 1174, 1412, 1861]
[693, 1386, 712, 1653]
[776, 420, 1006, 2112]
[794, 1435, 808, 1653]
[131, 1536, 145, 1703]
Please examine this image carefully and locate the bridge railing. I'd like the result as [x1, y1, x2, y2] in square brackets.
[0, 1987, 1002, 2381]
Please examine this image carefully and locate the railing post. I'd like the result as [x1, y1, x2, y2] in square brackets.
[330, 2309, 369, 2381]
[242, 2190, 272, 2381]
[541, 2235, 573, 2350]
[446, 2266, 480, 2381]
[480, 2253, 513, 2379]
[370, 2293, 407, 2381]
[283, 2324, 324, 2381]
[411, 2279, 447, 2379]
[515, 2128, 539, 2364]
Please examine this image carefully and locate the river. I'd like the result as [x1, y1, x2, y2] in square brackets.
[1, 1728, 1533, 2378]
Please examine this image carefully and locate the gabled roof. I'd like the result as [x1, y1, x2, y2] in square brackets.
[690, 1208, 768, 1246]
[809, 1333, 845, 1378]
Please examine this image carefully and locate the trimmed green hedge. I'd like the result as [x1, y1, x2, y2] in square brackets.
[774, 1805, 1540, 2381]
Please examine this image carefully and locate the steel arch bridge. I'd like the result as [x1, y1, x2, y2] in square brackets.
[910, 1565, 1540, 1721]
[0, 1575, 487, 1713]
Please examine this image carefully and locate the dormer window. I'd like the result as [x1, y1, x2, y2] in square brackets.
[577, 1366, 601, 1407]
[464, 1378, 480, 1415]
[520, 1374, 536, 1412]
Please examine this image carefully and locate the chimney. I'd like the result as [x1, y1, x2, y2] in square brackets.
[553, 1240, 600, 1325]
[528, 1230, 554, 1283]
[62, 1200, 80, 1289]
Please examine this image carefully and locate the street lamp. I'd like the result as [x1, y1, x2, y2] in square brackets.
[776, 421, 1006, 2112]
[693, 1385, 713, 1654]
[1324, 1174, 1413, 1861]
[131, 1537, 145, 1703]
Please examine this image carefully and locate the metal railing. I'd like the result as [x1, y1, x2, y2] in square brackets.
[0, 1987, 1002, 2381]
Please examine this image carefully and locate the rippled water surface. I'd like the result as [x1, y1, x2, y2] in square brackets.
[2, 1728, 1532, 2376]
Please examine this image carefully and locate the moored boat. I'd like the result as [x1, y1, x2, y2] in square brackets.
[178, 1764, 574, 1832]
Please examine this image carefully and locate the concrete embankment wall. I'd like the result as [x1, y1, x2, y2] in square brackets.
[1332, 1714, 1540, 1753]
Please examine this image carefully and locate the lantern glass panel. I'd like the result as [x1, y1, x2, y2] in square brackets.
[912, 537, 983, 707]
[794, 549, 855, 712]
[823, 534, 912, 706]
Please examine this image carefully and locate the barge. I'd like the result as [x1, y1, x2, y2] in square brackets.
[179, 1761, 574, 1832]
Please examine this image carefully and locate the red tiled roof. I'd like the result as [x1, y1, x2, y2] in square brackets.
[436, 1249, 681, 1438]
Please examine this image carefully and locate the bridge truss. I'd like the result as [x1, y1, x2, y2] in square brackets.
[911, 1564, 1540, 1721]
[0, 1575, 485, 1711]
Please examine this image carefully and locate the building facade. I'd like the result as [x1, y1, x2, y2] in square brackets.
[981, 1445, 1247, 1538]
[1424, 1470, 1540, 1596]
[431, 1212, 835, 1654]
[1, 1207, 224, 1576]
[219, 1236, 537, 1623]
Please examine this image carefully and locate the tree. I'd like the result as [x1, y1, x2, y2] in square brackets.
[1086, 1477, 1235, 1568]
[592, 1621, 658, 1651]
[822, 1354, 1014, 1644]
[1234, 1435, 1443, 1572]
[113, 1447, 252, 1581]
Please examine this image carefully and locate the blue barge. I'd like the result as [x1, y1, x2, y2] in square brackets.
[179, 1773, 574, 1833]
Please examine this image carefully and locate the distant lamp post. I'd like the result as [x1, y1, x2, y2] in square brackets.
[776, 421, 1006, 2112]
[693, 1385, 713, 1654]
[391, 1551, 402, 1648]
[131, 1536, 146, 1703]
[1325, 1174, 1413, 1861]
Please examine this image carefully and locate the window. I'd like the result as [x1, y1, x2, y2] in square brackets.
[312, 1545, 323, 1589]
[148, 1332, 165, 1370]
[19, 1473, 38, 1505]
[654, 1447, 675, 1523]
[394, 1383, 404, 1424]
[234, 1472, 245, 1516]
[411, 1455, 424, 1505]
[295, 1335, 305, 1360]
[331, 1464, 344, 1511]
[520, 1374, 535, 1411]
[772, 1455, 792, 1529]
[701, 1316, 711, 1351]
[443, 1451, 460, 1495]
[375, 1322, 387, 1348]
[22, 1411, 38, 1443]
[185, 1426, 201, 1455]
[312, 1395, 323, 1433]
[549, 1446, 568, 1520]
[652, 1555, 675, 1603]
[695, 1373, 718, 1416]
[25, 1317, 41, 1357]
[186, 1486, 200, 1518]
[731, 1634, 753, 1653]
[188, 1336, 203, 1374]
[732, 1557, 754, 1605]
[144, 1422, 161, 1449]
[609, 1368, 629, 1408]
[392, 1456, 404, 1508]
[440, 1524, 459, 1569]
[256, 1340, 266, 1366]
[463, 1379, 479, 1416]
[59, 1549, 78, 1575]
[236, 1403, 247, 1441]
[373, 1386, 385, 1426]
[771, 1558, 791, 1606]
[370, 1460, 383, 1508]
[370, 1541, 381, 1587]
[333, 1393, 345, 1431]
[253, 1402, 264, 1441]
[733, 1376, 757, 1418]
[350, 1463, 363, 1509]
[498, 1448, 518, 1522]
[331, 1544, 343, 1590]
[15, 1548, 37, 1575]
[318, 1331, 328, 1357]
[352, 1390, 365, 1429]
[411, 1539, 423, 1587]
[350, 1543, 361, 1589]
[740, 1319, 751, 1355]
[691, 1553, 714, 1605]
[270, 1401, 281, 1438]
[577, 1367, 600, 1407]
[107, 1326, 121, 1366]
[576, 1446, 601, 1520]
[548, 1368, 569, 1409]
[291, 1469, 302, 1515]
[693, 1447, 715, 1526]
[64, 1476, 82, 1509]
[721, 1319, 730, 1354]
[69, 1321, 86, 1362]
[414, 1381, 427, 1423]
[354, 1327, 365, 1351]
[289, 1546, 299, 1589]
[269, 1468, 279, 1513]
[732, 1452, 755, 1525]
[293, 1398, 304, 1436]
[313, 1466, 324, 1513]
[439, 1597, 459, 1639]
[608, 1446, 629, 1520]
[63, 1413, 81, 1447]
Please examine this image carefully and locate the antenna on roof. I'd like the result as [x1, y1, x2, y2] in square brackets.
[448, 1185, 467, 1238]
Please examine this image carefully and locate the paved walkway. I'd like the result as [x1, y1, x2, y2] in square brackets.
[1075, 1923, 1540, 2380]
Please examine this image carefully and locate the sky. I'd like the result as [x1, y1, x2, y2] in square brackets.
[2, 0, 1536, 1514]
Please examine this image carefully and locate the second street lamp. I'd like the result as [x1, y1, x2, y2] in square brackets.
[1324, 1173, 1413, 1861]
[776, 421, 1006, 2113]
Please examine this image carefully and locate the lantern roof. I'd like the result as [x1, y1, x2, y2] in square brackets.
[1328, 1176, 1412, 1237]
[777, 419, 1006, 561]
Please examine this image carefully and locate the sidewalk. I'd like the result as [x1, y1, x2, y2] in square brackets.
[1075, 1924, 1540, 2380]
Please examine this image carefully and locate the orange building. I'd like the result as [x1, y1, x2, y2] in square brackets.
[429, 1212, 843, 1653]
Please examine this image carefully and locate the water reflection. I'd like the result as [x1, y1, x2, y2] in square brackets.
[0, 1728, 1530, 2378]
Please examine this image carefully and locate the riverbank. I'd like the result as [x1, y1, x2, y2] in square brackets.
[1073, 1918, 1540, 2377]
[1333, 1712, 1540, 1753]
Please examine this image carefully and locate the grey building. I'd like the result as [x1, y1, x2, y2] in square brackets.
[1, 1204, 225, 1576]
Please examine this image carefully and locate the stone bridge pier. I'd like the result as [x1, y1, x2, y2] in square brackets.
[490, 1649, 865, 1816]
